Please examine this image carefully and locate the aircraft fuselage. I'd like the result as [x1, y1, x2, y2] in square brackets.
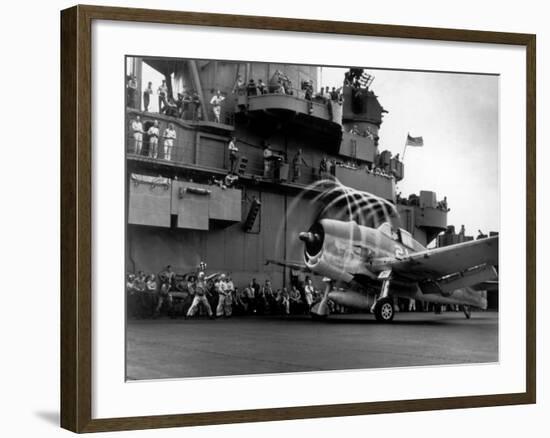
[299, 219, 495, 318]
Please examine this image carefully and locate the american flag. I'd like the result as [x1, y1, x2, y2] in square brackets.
[406, 134, 424, 147]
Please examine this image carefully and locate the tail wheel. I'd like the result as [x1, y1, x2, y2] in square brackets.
[462, 305, 472, 319]
[374, 298, 394, 322]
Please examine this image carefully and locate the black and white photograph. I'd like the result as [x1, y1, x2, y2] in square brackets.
[125, 56, 499, 381]
[1, 0, 544, 435]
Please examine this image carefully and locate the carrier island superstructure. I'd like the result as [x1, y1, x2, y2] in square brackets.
[125, 58, 450, 290]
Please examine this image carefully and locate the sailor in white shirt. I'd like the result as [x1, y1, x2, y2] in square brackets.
[147, 120, 160, 159]
[210, 90, 226, 123]
[304, 278, 315, 309]
[163, 123, 177, 161]
[131, 115, 144, 155]
[215, 274, 232, 317]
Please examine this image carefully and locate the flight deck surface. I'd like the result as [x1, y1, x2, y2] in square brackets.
[126, 311, 498, 380]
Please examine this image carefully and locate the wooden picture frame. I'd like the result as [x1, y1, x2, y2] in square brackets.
[60, 4, 536, 433]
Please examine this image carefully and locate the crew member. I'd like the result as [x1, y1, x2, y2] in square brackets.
[129, 273, 145, 318]
[279, 287, 290, 315]
[134, 271, 146, 293]
[189, 91, 201, 121]
[251, 278, 261, 298]
[255, 281, 268, 315]
[127, 75, 138, 109]
[291, 148, 308, 182]
[162, 123, 176, 161]
[215, 274, 232, 317]
[233, 286, 248, 315]
[159, 264, 176, 287]
[163, 97, 178, 117]
[228, 137, 238, 172]
[144, 274, 158, 316]
[304, 80, 313, 100]
[246, 79, 258, 96]
[210, 90, 225, 123]
[224, 172, 238, 188]
[245, 281, 256, 314]
[126, 274, 136, 294]
[147, 120, 160, 158]
[261, 280, 275, 313]
[257, 79, 268, 95]
[186, 272, 213, 318]
[318, 156, 328, 179]
[154, 280, 173, 317]
[131, 115, 144, 155]
[232, 75, 245, 94]
[226, 276, 235, 299]
[157, 80, 168, 113]
[275, 79, 285, 94]
[290, 285, 302, 314]
[304, 278, 314, 310]
[263, 144, 273, 177]
[145, 274, 158, 293]
[143, 81, 153, 112]
[178, 88, 191, 118]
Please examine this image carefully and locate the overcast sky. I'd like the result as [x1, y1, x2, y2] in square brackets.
[321, 67, 499, 236]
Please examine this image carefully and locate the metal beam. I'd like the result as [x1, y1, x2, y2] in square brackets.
[188, 60, 209, 121]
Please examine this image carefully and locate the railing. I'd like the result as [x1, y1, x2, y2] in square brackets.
[236, 84, 337, 101]
[333, 165, 395, 201]
[127, 103, 235, 127]
[235, 87, 343, 125]
[126, 134, 321, 187]
[127, 135, 195, 164]
[127, 133, 398, 200]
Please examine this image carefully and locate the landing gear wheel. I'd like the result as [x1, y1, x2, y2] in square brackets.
[374, 298, 394, 322]
[310, 301, 330, 321]
[462, 305, 472, 319]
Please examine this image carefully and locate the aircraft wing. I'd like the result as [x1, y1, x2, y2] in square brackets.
[383, 236, 498, 282]
[264, 259, 311, 273]
[471, 280, 499, 292]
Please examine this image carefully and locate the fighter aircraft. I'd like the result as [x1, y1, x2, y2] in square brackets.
[270, 218, 498, 323]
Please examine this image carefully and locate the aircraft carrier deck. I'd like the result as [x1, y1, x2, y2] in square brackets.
[126, 311, 498, 380]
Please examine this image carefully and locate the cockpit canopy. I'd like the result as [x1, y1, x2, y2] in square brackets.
[377, 222, 425, 252]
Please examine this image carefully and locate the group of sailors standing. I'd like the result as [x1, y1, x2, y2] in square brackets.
[126, 264, 321, 319]
[130, 116, 177, 161]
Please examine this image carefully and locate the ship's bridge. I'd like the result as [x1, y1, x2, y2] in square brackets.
[397, 190, 449, 246]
